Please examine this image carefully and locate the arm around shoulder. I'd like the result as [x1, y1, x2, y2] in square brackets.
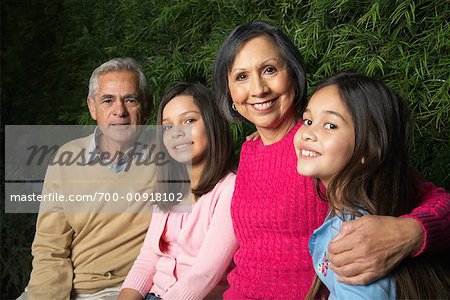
[328, 176, 449, 285]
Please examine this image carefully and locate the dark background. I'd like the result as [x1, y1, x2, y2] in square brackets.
[1, 0, 449, 298]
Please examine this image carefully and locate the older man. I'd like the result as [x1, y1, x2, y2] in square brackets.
[22, 58, 156, 300]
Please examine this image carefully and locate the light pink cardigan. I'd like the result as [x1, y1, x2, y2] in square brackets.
[121, 173, 238, 300]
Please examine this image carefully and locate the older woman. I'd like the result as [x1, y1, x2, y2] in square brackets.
[212, 20, 450, 299]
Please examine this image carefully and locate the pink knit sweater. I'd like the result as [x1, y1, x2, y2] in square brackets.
[225, 123, 329, 299]
[225, 122, 450, 300]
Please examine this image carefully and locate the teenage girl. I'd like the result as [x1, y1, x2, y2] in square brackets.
[294, 72, 450, 299]
[119, 82, 238, 300]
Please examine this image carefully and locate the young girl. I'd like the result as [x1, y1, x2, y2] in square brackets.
[119, 82, 238, 300]
[294, 73, 450, 299]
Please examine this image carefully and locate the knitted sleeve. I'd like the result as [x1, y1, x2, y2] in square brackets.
[121, 212, 159, 297]
[400, 176, 450, 255]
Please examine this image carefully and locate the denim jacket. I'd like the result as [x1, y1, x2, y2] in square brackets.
[308, 210, 396, 299]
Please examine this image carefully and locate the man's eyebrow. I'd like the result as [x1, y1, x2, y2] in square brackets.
[99, 94, 140, 100]
[122, 93, 139, 98]
[121, 94, 141, 102]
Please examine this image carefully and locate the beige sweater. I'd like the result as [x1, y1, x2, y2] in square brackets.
[28, 134, 156, 300]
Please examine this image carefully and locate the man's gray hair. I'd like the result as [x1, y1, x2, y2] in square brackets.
[88, 57, 149, 105]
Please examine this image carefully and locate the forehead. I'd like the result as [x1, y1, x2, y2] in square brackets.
[97, 71, 139, 91]
[308, 85, 347, 112]
[232, 35, 283, 65]
[163, 95, 199, 116]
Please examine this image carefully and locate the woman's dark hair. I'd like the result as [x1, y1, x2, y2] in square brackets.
[212, 20, 307, 122]
[156, 82, 234, 211]
[306, 72, 450, 299]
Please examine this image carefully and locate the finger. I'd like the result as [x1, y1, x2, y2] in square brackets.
[328, 235, 353, 256]
[330, 260, 366, 277]
[246, 133, 258, 141]
[328, 249, 353, 268]
[336, 271, 379, 285]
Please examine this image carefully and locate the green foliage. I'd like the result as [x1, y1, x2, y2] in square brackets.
[2, 0, 449, 298]
[4, 0, 448, 185]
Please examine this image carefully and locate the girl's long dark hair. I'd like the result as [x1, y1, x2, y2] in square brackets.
[156, 82, 234, 211]
[307, 72, 449, 299]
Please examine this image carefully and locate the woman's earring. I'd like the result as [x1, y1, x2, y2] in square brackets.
[232, 103, 237, 111]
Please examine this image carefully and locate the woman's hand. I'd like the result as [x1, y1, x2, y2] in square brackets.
[118, 288, 144, 300]
[327, 215, 423, 284]
[246, 131, 260, 141]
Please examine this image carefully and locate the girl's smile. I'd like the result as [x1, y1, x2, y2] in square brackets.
[162, 95, 208, 167]
[294, 84, 355, 187]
